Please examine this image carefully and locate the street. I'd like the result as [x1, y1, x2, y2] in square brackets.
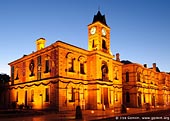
[1, 108, 170, 121]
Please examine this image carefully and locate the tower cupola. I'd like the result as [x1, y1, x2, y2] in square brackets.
[88, 11, 112, 54]
[36, 38, 46, 51]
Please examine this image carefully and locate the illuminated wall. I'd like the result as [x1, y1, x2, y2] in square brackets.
[8, 40, 123, 111]
[122, 62, 170, 108]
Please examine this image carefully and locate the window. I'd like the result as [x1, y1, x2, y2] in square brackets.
[45, 88, 49, 102]
[126, 92, 130, 103]
[101, 64, 108, 81]
[29, 59, 35, 76]
[71, 88, 75, 102]
[37, 56, 42, 80]
[102, 40, 107, 49]
[76, 91, 80, 101]
[16, 92, 18, 102]
[68, 58, 74, 72]
[22, 62, 26, 77]
[115, 93, 118, 101]
[78, 56, 86, 74]
[115, 70, 119, 80]
[44, 60, 50, 73]
[126, 72, 129, 82]
[11, 66, 14, 84]
[80, 63, 85, 74]
[143, 94, 146, 103]
[92, 40, 95, 48]
[137, 72, 140, 81]
[69, 88, 75, 102]
[66, 52, 75, 73]
[37, 56, 41, 66]
[31, 90, 34, 102]
[15, 69, 19, 80]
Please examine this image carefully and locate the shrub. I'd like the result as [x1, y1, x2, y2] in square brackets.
[18, 103, 24, 110]
[11, 101, 17, 110]
[121, 104, 127, 114]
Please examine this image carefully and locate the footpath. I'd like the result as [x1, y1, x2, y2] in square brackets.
[0, 106, 170, 121]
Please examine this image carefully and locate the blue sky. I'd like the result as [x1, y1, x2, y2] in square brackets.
[0, 0, 170, 75]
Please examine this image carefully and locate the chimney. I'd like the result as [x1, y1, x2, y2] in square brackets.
[116, 53, 120, 61]
[36, 38, 46, 51]
[144, 64, 147, 68]
[153, 63, 156, 71]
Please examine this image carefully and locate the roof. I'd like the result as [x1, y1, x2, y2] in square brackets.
[8, 40, 89, 65]
[92, 11, 107, 26]
[149, 67, 161, 72]
[121, 60, 133, 64]
[122, 60, 161, 72]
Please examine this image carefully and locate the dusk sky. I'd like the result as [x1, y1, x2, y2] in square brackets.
[0, 0, 170, 75]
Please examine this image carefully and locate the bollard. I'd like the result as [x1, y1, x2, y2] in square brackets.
[75, 105, 83, 119]
[121, 104, 127, 114]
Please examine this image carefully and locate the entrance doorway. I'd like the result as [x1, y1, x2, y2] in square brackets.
[152, 95, 155, 106]
[137, 93, 141, 107]
[103, 88, 109, 108]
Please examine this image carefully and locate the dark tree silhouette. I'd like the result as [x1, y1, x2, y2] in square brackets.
[0, 74, 10, 85]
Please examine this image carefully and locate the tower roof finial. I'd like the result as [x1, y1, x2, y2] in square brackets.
[92, 10, 107, 26]
[98, 5, 100, 11]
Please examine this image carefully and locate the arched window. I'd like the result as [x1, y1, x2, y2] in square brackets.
[114, 67, 119, 80]
[66, 52, 75, 72]
[29, 59, 35, 76]
[78, 56, 86, 74]
[80, 63, 85, 74]
[101, 64, 108, 81]
[126, 72, 129, 82]
[126, 92, 130, 103]
[137, 72, 140, 81]
[68, 58, 74, 72]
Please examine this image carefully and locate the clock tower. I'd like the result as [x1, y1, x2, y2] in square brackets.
[88, 11, 111, 54]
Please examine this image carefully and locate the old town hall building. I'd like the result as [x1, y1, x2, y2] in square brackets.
[5, 11, 123, 111]
[1, 11, 170, 111]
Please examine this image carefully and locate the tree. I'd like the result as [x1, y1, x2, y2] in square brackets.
[0, 73, 10, 85]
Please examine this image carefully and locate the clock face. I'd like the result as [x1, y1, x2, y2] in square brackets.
[102, 28, 106, 36]
[90, 27, 96, 35]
